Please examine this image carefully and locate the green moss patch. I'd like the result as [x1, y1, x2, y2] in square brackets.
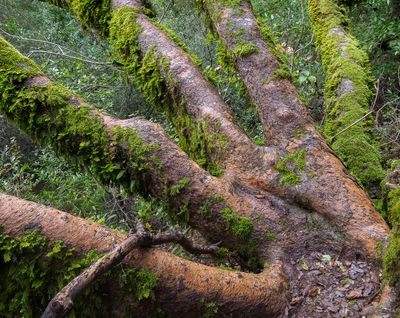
[232, 41, 260, 57]
[70, 0, 112, 37]
[276, 149, 307, 186]
[221, 207, 253, 240]
[383, 161, 400, 285]
[308, 0, 384, 188]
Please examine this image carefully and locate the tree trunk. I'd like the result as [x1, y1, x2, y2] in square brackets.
[0, 0, 399, 316]
[0, 193, 287, 317]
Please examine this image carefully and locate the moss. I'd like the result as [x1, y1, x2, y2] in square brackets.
[308, 0, 384, 188]
[0, 37, 157, 194]
[70, 0, 112, 37]
[276, 149, 307, 186]
[232, 41, 260, 57]
[384, 228, 400, 286]
[0, 229, 158, 317]
[383, 161, 400, 286]
[220, 207, 253, 240]
[109, 7, 225, 177]
[173, 114, 227, 177]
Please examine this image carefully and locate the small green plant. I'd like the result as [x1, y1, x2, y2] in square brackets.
[119, 268, 158, 301]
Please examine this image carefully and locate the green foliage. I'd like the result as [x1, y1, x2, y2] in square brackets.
[220, 207, 253, 240]
[199, 199, 213, 218]
[0, 137, 36, 196]
[0, 230, 103, 317]
[201, 300, 219, 318]
[276, 149, 307, 186]
[0, 229, 159, 316]
[119, 268, 158, 301]
[164, 178, 190, 197]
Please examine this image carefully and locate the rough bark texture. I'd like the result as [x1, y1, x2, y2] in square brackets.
[0, 36, 260, 252]
[1, 0, 399, 316]
[202, 0, 388, 258]
[0, 193, 287, 318]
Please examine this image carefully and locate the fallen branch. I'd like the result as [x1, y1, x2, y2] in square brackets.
[42, 224, 220, 318]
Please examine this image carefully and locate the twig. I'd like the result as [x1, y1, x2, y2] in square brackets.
[0, 28, 106, 63]
[330, 96, 400, 142]
[157, 1, 174, 23]
[41, 223, 220, 318]
[290, 0, 306, 71]
[27, 50, 113, 65]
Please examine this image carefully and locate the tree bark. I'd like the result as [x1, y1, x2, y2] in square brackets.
[0, 193, 288, 318]
[1, 1, 399, 316]
[201, 0, 388, 258]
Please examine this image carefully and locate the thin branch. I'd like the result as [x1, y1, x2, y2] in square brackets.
[0, 28, 105, 62]
[26, 49, 113, 66]
[0, 28, 109, 63]
[41, 224, 220, 318]
[157, 0, 174, 23]
[331, 96, 400, 142]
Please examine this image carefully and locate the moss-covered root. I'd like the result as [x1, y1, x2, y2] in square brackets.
[308, 0, 384, 189]
[383, 160, 400, 286]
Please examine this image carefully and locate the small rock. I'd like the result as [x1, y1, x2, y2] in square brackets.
[346, 287, 364, 300]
